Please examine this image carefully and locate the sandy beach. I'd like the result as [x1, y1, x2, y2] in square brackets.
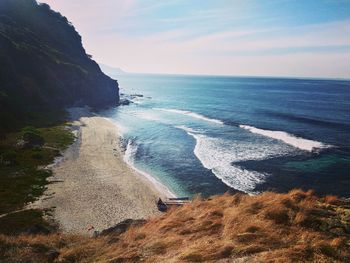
[31, 108, 171, 234]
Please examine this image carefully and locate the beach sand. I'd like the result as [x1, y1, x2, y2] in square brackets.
[31, 108, 170, 234]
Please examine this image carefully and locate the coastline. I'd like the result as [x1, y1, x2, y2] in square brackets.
[102, 117, 176, 199]
[30, 108, 172, 234]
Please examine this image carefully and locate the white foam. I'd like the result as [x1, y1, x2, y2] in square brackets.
[135, 111, 164, 122]
[239, 125, 331, 152]
[176, 126, 292, 194]
[124, 140, 138, 165]
[175, 125, 203, 134]
[155, 108, 224, 125]
[132, 100, 144, 105]
[124, 139, 176, 198]
[97, 117, 176, 197]
[129, 96, 145, 105]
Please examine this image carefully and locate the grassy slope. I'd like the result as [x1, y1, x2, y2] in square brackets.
[0, 112, 75, 235]
[0, 190, 349, 262]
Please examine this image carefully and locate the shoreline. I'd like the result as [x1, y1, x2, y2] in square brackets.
[30, 108, 172, 234]
[102, 117, 177, 199]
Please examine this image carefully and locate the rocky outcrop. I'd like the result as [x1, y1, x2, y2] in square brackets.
[0, 0, 119, 132]
[99, 219, 147, 237]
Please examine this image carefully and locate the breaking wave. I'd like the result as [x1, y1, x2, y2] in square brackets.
[176, 126, 293, 194]
[124, 139, 138, 165]
[123, 139, 176, 197]
[155, 108, 224, 125]
[239, 125, 332, 152]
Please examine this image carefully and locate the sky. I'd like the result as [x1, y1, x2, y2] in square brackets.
[41, 0, 350, 78]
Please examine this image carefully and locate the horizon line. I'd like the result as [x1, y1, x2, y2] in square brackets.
[102, 66, 350, 82]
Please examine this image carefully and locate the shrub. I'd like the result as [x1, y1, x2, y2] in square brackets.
[22, 126, 44, 147]
[31, 152, 43, 159]
[0, 149, 17, 166]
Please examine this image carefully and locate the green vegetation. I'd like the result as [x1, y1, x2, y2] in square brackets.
[0, 115, 74, 233]
[0, 0, 119, 238]
[21, 126, 45, 147]
[0, 166, 50, 214]
[0, 209, 51, 236]
[0, 0, 118, 243]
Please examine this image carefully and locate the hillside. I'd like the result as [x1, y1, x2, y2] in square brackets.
[0, 0, 119, 133]
[0, 190, 349, 262]
[0, 0, 120, 251]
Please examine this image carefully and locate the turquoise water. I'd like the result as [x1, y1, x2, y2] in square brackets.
[104, 74, 350, 198]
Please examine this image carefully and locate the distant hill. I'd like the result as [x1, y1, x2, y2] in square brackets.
[0, 0, 119, 132]
[99, 64, 126, 78]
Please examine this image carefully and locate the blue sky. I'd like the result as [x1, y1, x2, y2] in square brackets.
[42, 0, 350, 78]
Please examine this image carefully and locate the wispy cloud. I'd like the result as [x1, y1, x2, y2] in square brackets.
[41, 0, 350, 78]
[120, 19, 350, 54]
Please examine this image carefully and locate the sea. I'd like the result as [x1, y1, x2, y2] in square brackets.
[103, 74, 350, 198]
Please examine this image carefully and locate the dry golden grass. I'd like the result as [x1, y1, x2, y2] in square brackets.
[1, 189, 349, 262]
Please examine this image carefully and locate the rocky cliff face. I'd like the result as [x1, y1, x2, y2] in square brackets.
[0, 0, 119, 129]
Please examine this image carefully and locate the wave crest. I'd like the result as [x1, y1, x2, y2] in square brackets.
[176, 126, 274, 194]
[239, 125, 332, 152]
[123, 139, 176, 197]
[124, 139, 138, 165]
[155, 108, 224, 125]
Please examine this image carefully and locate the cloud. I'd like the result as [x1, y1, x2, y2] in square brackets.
[40, 0, 350, 78]
[103, 19, 350, 57]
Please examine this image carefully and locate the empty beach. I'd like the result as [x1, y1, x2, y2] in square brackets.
[31, 109, 170, 234]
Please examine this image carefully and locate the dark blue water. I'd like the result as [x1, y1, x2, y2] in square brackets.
[104, 74, 350, 198]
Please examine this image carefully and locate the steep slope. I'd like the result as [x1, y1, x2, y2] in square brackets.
[0, 190, 349, 262]
[0, 0, 119, 132]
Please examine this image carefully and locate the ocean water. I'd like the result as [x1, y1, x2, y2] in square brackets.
[104, 74, 350, 198]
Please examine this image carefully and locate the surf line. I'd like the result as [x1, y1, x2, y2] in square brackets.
[239, 125, 332, 152]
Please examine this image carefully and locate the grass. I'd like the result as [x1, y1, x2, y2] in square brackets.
[0, 209, 51, 235]
[0, 115, 75, 233]
[0, 166, 50, 214]
[1, 189, 349, 262]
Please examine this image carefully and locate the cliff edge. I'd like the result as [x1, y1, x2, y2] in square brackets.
[0, 0, 119, 132]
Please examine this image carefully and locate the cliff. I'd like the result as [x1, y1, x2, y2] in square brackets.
[0, 0, 119, 132]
